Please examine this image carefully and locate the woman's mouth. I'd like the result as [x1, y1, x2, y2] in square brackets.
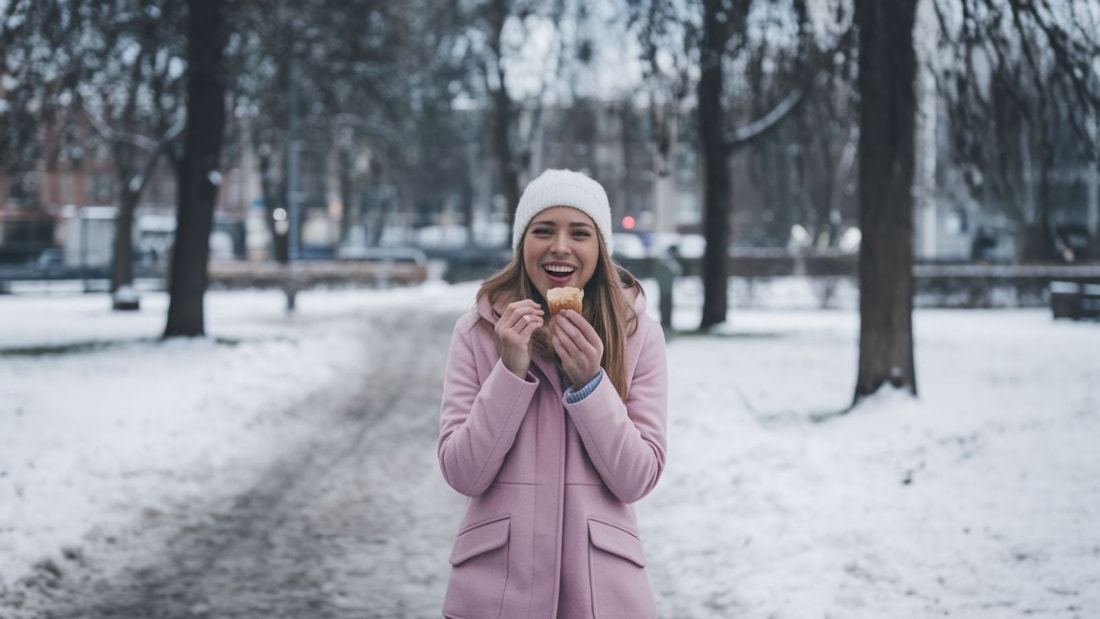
[542, 263, 576, 284]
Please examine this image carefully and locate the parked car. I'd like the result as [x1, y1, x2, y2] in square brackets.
[612, 232, 706, 259]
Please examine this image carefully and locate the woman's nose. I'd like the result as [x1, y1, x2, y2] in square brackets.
[551, 232, 571, 254]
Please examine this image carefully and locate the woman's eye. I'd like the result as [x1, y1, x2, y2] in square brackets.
[531, 227, 553, 236]
[572, 230, 591, 238]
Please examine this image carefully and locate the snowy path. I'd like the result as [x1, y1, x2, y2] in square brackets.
[27, 306, 465, 619]
[2, 282, 1099, 618]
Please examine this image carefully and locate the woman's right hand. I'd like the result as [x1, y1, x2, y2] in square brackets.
[496, 300, 544, 379]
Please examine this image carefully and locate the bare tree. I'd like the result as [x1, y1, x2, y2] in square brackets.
[0, 0, 83, 208]
[932, 0, 1100, 263]
[482, 0, 523, 225]
[73, 2, 186, 307]
[852, 0, 919, 402]
[229, 0, 416, 258]
[631, 0, 842, 330]
[2, 1, 186, 307]
[450, 0, 585, 228]
[164, 0, 228, 338]
[851, 0, 1098, 402]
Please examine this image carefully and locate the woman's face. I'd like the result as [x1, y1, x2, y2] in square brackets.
[522, 206, 600, 300]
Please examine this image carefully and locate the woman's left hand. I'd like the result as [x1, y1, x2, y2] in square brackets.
[551, 310, 604, 388]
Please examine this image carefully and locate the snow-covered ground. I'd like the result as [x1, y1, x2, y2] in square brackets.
[1, 276, 1098, 617]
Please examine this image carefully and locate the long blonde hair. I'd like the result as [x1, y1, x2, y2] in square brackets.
[478, 234, 639, 401]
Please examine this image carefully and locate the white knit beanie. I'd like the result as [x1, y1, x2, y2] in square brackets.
[512, 169, 614, 255]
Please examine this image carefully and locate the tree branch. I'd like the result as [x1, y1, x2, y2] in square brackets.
[725, 87, 803, 151]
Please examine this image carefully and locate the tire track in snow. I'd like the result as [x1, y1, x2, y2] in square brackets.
[31, 307, 463, 619]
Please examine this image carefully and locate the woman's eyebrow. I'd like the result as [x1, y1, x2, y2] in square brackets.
[530, 218, 594, 228]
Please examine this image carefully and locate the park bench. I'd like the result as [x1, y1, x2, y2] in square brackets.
[1049, 281, 1100, 320]
[207, 255, 428, 310]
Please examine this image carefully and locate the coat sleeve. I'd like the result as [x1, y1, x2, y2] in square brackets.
[437, 319, 538, 497]
[566, 321, 668, 503]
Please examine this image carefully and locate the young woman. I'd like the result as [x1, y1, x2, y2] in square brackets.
[437, 169, 669, 618]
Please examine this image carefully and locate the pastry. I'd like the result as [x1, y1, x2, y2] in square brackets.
[547, 286, 583, 316]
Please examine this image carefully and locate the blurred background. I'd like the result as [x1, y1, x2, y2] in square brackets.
[2, 2, 1100, 616]
[0, 0, 1096, 306]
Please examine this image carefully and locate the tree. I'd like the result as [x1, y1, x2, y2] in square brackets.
[851, 0, 1099, 402]
[164, 0, 228, 338]
[852, 0, 919, 402]
[631, 0, 840, 330]
[0, 0, 83, 208]
[932, 0, 1100, 263]
[228, 0, 415, 258]
[481, 0, 524, 226]
[2, 1, 187, 308]
[695, 0, 740, 329]
[453, 0, 636, 242]
[450, 0, 591, 229]
[72, 2, 186, 307]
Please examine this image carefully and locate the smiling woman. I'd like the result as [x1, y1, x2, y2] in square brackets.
[522, 206, 599, 298]
[437, 169, 669, 618]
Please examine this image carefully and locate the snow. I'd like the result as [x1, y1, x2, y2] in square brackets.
[2, 277, 1098, 617]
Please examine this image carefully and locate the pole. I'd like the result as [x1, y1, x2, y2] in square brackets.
[287, 53, 301, 262]
[1088, 111, 1098, 243]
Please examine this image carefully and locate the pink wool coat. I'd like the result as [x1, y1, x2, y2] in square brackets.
[438, 287, 668, 619]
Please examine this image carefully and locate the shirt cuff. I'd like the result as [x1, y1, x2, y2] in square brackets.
[564, 370, 603, 403]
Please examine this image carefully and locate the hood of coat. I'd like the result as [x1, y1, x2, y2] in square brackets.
[476, 279, 647, 326]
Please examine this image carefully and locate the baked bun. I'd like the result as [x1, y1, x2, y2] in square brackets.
[547, 286, 583, 316]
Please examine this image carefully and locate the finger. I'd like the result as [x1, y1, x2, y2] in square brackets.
[560, 310, 601, 345]
[498, 313, 525, 336]
[502, 300, 538, 318]
[525, 308, 546, 327]
[505, 306, 543, 331]
[497, 306, 518, 330]
[517, 302, 544, 317]
[551, 333, 570, 363]
[512, 299, 541, 315]
[552, 328, 581, 359]
[519, 313, 542, 336]
[557, 310, 589, 335]
[552, 332, 595, 383]
[499, 311, 534, 344]
[560, 329, 600, 370]
[555, 312, 589, 346]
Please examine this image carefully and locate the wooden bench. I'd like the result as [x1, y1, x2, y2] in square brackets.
[207, 259, 429, 310]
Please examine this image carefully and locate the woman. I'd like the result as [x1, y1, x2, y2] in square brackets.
[438, 169, 668, 618]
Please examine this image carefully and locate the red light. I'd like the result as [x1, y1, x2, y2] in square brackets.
[622, 215, 636, 230]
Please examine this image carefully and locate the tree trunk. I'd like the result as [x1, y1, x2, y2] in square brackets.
[853, 0, 918, 403]
[460, 171, 475, 246]
[338, 143, 355, 246]
[486, 0, 521, 229]
[1022, 139, 1057, 263]
[164, 0, 227, 338]
[110, 189, 137, 295]
[491, 69, 520, 229]
[697, 0, 733, 330]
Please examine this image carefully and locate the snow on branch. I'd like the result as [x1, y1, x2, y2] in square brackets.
[724, 88, 803, 151]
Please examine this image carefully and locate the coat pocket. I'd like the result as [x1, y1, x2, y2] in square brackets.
[443, 515, 510, 619]
[588, 518, 656, 619]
